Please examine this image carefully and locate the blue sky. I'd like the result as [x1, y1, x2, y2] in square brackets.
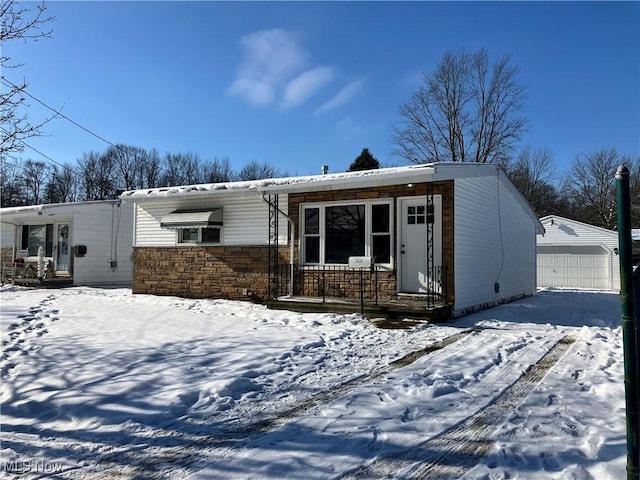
[5, 1, 639, 178]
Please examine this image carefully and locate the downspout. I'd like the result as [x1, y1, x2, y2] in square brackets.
[261, 193, 295, 296]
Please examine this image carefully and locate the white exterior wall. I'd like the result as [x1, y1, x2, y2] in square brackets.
[537, 216, 620, 290]
[454, 173, 537, 315]
[1, 222, 17, 250]
[133, 193, 289, 247]
[72, 201, 134, 285]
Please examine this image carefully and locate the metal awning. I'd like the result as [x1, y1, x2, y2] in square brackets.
[160, 209, 223, 229]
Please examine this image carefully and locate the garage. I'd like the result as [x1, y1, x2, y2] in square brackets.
[537, 245, 610, 289]
[537, 216, 620, 291]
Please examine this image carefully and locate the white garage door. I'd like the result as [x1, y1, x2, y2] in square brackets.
[537, 245, 611, 289]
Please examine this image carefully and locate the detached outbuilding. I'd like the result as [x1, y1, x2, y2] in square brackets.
[122, 163, 543, 319]
[536, 215, 620, 290]
[0, 200, 134, 286]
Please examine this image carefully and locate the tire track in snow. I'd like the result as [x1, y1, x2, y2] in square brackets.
[1, 294, 59, 378]
[89, 329, 478, 479]
[242, 328, 479, 434]
[340, 331, 579, 480]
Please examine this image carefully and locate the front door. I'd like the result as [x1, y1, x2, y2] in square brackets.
[56, 223, 71, 274]
[399, 196, 442, 293]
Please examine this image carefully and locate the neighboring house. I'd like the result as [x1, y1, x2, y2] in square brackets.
[537, 215, 620, 290]
[0, 200, 134, 286]
[122, 163, 543, 319]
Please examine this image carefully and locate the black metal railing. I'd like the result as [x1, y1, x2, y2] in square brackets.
[295, 264, 380, 303]
[273, 264, 448, 309]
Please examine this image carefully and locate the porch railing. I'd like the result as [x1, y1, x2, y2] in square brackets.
[273, 264, 448, 309]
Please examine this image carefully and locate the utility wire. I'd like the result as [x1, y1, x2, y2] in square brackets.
[0, 126, 79, 178]
[1, 76, 122, 151]
[1, 76, 172, 179]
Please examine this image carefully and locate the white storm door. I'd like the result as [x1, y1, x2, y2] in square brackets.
[399, 196, 442, 293]
[56, 223, 71, 273]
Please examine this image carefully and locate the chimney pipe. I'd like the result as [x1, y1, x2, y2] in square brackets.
[321, 165, 329, 175]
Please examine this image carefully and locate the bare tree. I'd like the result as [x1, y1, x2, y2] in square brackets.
[393, 48, 527, 164]
[141, 148, 162, 189]
[160, 152, 203, 186]
[105, 144, 157, 191]
[21, 158, 50, 204]
[237, 160, 281, 181]
[77, 151, 117, 200]
[201, 156, 235, 183]
[0, 158, 26, 206]
[564, 148, 640, 229]
[506, 146, 561, 216]
[44, 163, 78, 203]
[1, 0, 54, 158]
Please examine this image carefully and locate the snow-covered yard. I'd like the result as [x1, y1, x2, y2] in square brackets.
[0, 286, 627, 479]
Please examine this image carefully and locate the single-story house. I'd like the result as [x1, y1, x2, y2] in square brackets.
[0, 200, 134, 286]
[121, 163, 543, 319]
[536, 215, 620, 290]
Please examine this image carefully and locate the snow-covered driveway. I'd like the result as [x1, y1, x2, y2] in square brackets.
[0, 286, 626, 479]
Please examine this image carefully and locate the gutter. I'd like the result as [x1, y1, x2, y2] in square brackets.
[260, 194, 295, 297]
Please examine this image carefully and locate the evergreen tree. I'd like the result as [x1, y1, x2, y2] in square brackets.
[348, 148, 380, 171]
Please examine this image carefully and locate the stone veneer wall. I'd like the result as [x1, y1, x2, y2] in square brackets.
[287, 180, 455, 305]
[291, 268, 397, 302]
[1, 247, 14, 267]
[133, 246, 289, 301]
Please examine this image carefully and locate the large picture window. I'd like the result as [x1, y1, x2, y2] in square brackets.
[21, 224, 54, 257]
[325, 205, 365, 264]
[301, 201, 392, 266]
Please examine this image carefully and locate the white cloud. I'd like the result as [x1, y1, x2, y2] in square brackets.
[281, 66, 335, 109]
[228, 29, 307, 107]
[335, 116, 364, 140]
[316, 78, 364, 114]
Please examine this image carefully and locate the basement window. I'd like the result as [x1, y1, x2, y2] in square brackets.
[178, 227, 221, 244]
[160, 209, 223, 245]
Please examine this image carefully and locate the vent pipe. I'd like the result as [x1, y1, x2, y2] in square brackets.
[321, 165, 329, 175]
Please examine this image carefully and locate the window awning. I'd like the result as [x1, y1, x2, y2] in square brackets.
[160, 209, 223, 229]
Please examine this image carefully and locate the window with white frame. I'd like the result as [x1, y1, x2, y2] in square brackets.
[301, 200, 392, 266]
[178, 226, 222, 244]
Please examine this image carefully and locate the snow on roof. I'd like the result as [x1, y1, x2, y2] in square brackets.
[0, 199, 121, 216]
[539, 215, 619, 236]
[120, 162, 543, 233]
[121, 164, 439, 200]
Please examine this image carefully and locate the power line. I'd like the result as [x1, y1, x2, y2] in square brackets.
[1, 76, 170, 178]
[1, 76, 122, 152]
[0, 126, 79, 177]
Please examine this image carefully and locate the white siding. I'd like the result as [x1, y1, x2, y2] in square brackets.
[134, 203, 177, 247]
[0, 222, 17, 249]
[537, 216, 620, 290]
[72, 201, 134, 285]
[454, 174, 537, 314]
[133, 194, 289, 247]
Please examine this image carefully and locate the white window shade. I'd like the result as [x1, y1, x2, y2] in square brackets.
[160, 209, 223, 229]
